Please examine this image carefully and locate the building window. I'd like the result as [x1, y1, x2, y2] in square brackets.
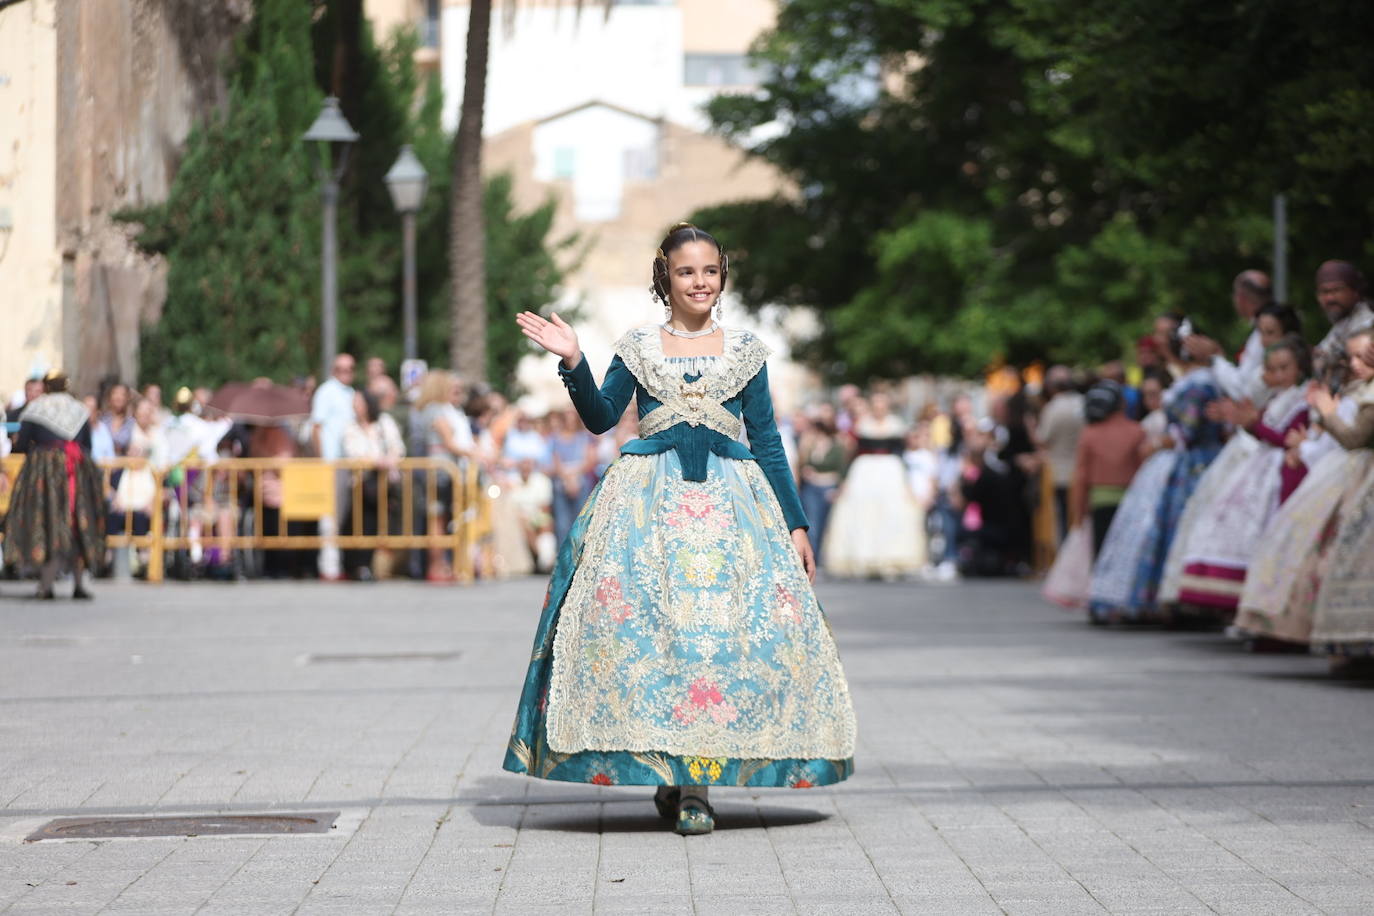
[683, 53, 761, 87]
[422, 0, 440, 48]
[553, 147, 576, 180]
[623, 146, 658, 182]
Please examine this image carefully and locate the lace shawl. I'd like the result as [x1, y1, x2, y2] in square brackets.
[21, 393, 87, 441]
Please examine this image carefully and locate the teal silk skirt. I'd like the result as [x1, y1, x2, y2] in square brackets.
[503, 450, 856, 788]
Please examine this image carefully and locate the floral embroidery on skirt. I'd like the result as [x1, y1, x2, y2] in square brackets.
[504, 451, 856, 787]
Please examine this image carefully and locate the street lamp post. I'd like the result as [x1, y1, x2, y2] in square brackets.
[303, 96, 359, 380]
[384, 145, 429, 363]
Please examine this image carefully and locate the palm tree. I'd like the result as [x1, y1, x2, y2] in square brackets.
[447, 0, 493, 381]
[447, 0, 610, 383]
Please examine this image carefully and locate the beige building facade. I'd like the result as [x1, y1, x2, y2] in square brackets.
[430, 1, 815, 403]
[0, 0, 246, 400]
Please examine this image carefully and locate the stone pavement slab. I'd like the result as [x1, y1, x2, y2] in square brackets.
[0, 576, 1372, 914]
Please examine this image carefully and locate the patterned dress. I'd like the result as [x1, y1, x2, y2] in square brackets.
[1235, 389, 1374, 646]
[503, 327, 857, 788]
[1305, 384, 1374, 656]
[1089, 369, 1223, 621]
[2, 393, 106, 571]
[1172, 386, 1309, 612]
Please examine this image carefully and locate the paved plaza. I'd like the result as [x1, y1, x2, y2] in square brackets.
[1, 575, 1372, 915]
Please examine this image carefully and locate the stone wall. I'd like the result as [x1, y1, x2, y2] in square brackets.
[53, 0, 252, 395]
[0, 0, 61, 395]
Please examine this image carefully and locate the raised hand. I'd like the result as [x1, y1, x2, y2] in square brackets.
[1232, 398, 1259, 428]
[1305, 380, 1337, 417]
[516, 311, 580, 366]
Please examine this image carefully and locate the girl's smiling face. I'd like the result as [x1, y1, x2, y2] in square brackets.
[1262, 347, 1301, 391]
[666, 240, 723, 321]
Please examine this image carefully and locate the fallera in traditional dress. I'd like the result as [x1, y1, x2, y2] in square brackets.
[1234, 388, 1374, 646]
[1171, 385, 1310, 612]
[822, 415, 925, 578]
[1089, 369, 1223, 622]
[1155, 330, 1269, 603]
[1305, 383, 1374, 656]
[503, 326, 856, 788]
[1157, 431, 1258, 607]
[2, 393, 106, 572]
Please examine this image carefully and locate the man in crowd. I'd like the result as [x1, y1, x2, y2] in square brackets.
[1310, 260, 1374, 389]
[9, 376, 45, 414]
[310, 353, 357, 580]
[1038, 365, 1085, 543]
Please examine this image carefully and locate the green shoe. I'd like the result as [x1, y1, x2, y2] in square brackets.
[653, 786, 680, 820]
[674, 798, 714, 836]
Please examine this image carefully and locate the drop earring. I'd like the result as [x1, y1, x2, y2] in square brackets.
[713, 298, 723, 322]
[664, 300, 672, 322]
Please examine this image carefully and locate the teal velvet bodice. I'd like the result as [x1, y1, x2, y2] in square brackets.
[557, 352, 809, 532]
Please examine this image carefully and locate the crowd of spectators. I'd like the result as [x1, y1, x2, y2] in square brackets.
[2, 353, 628, 584]
[10, 259, 1370, 600]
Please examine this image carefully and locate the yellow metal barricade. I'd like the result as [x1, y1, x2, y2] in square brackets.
[147, 457, 482, 583]
[0, 454, 23, 516]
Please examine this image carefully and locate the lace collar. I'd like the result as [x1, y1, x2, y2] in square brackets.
[21, 393, 88, 440]
[614, 324, 771, 402]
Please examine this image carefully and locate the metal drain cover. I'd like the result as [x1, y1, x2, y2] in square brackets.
[24, 812, 340, 843]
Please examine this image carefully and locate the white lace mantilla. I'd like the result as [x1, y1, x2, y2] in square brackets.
[614, 325, 771, 441]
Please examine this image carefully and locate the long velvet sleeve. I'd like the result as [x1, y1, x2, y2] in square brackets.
[557, 354, 638, 435]
[741, 364, 809, 531]
[1248, 410, 1308, 448]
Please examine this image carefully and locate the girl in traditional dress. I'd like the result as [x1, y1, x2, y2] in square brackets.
[1158, 303, 1303, 608]
[822, 392, 926, 578]
[2, 372, 106, 599]
[1310, 344, 1374, 661]
[1235, 329, 1374, 649]
[1174, 336, 1311, 614]
[1090, 322, 1223, 623]
[505, 224, 856, 836]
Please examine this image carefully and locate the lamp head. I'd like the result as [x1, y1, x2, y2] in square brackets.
[303, 96, 359, 144]
[384, 145, 429, 213]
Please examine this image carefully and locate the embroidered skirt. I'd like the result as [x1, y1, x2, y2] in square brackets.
[1088, 451, 1176, 622]
[1157, 432, 1259, 606]
[1176, 441, 1285, 611]
[2, 448, 106, 571]
[1307, 455, 1374, 655]
[1234, 449, 1373, 645]
[504, 451, 856, 788]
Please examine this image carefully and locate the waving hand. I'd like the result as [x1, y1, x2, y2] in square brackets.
[516, 311, 581, 367]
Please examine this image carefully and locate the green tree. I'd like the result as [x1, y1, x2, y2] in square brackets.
[127, 3, 570, 392]
[126, 0, 322, 389]
[700, 0, 1374, 380]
